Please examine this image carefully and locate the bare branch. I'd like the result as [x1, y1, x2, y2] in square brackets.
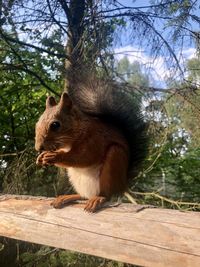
[0, 29, 69, 60]
[46, 0, 69, 36]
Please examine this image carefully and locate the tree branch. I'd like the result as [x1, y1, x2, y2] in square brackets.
[1, 63, 60, 96]
[132, 191, 200, 210]
[0, 29, 69, 60]
[46, 0, 69, 36]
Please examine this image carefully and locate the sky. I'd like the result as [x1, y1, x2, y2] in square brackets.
[112, 0, 200, 87]
[114, 45, 196, 87]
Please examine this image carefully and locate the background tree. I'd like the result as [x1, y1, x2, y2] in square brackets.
[116, 57, 149, 87]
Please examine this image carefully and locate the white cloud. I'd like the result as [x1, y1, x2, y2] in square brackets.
[114, 45, 197, 87]
[181, 47, 196, 60]
[114, 45, 168, 85]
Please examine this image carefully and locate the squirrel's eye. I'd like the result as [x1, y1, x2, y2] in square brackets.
[50, 121, 61, 131]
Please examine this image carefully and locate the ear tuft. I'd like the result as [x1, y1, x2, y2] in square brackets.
[59, 92, 72, 110]
[46, 96, 57, 109]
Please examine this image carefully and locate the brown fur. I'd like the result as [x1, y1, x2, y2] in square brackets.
[35, 92, 129, 211]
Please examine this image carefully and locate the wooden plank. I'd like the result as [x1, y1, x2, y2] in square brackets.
[0, 195, 199, 267]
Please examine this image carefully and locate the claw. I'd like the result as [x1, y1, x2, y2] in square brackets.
[51, 194, 81, 209]
[84, 196, 106, 213]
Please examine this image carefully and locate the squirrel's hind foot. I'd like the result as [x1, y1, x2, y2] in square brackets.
[84, 196, 106, 213]
[51, 194, 107, 212]
[51, 194, 82, 209]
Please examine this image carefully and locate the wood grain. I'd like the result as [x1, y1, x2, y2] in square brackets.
[0, 195, 199, 267]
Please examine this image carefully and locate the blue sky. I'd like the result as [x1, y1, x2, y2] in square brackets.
[112, 1, 200, 87]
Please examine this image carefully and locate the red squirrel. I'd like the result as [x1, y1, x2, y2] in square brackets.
[35, 79, 148, 212]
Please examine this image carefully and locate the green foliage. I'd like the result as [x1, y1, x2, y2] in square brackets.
[187, 57, 200, 81]
[139, 135, 200, 202]
[19, 248, 133, 267]
[0, 26, 65, 196]
[165, 57, 200, 148]
[135, 69, 200, 208]
[116, 57, 149, 87]
[167, 90, 200, 147]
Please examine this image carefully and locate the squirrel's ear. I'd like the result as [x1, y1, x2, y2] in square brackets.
[59, 92, 72, 111]
[46, 96, 57, 109]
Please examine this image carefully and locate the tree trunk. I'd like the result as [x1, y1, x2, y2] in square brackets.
[62, 0, 85, 91]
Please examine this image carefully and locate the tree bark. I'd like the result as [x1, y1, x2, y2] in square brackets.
[60, 0, 85, 91]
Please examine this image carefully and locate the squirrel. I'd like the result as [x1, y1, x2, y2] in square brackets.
[35, 79, 148, 212]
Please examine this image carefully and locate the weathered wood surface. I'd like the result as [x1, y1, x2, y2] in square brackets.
[0, 195, 199, 267]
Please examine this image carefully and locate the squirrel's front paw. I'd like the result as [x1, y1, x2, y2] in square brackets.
[36, 151, 60, 166]
[36, 151, 47, 165]
[41, 151, 60, 166]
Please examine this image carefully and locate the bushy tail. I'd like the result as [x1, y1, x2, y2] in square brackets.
[69, 79, 148, 177]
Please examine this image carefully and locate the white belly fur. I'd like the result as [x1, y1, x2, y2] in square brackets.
[67, 165, 101, 199]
